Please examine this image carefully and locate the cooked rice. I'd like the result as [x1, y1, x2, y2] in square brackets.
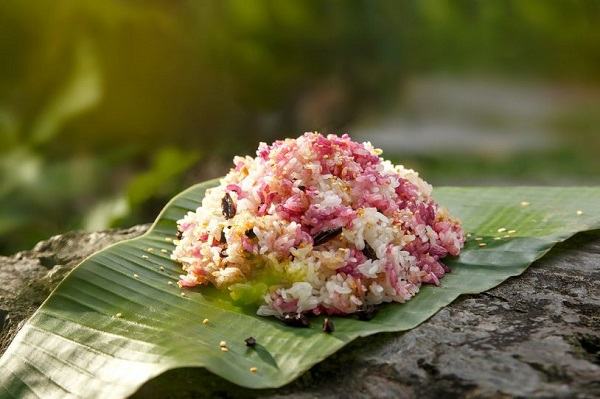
[172, 133, 464, 317]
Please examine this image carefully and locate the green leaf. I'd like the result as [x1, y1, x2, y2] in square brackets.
[1, 184, 599, 398]
[84, 147, 200, 231]
[125, 147, 201, 208]
[29, 39, 102, 147]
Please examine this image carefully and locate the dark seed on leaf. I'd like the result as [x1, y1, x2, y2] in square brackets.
[356, 305, 378, 321]
[362, 242, 378, 260]
[322, 318, 335, 333]
[245, 337, 257, 347]
[313, 227, 343, 246]
[221, 193, 236, 219]
[281, 313, 310, 328]
[245, 229, 256, 238]
[220, 230, 227, 244]
[176, 230, 183, 240]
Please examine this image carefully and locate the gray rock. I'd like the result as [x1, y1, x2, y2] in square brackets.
[1, 227, 599, 398]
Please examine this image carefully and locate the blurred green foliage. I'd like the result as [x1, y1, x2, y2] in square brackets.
[1, 0, 599, 253]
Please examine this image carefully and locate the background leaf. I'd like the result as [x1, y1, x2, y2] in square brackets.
[1, 183, 599, 398]
[29, 39, 102, 147]
[84, 147, 201, 231]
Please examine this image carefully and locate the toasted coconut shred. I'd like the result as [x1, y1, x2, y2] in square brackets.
[172, 133, 464, 318]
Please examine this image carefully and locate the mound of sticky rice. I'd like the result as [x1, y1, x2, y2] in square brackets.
[172, 133, 464, 318]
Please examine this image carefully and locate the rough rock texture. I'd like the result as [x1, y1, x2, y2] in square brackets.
[1, 228, 600, 398]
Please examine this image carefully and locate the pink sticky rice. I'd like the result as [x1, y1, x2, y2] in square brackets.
[172, 133, 464, 317]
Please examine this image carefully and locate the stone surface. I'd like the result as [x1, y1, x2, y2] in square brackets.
[1, 227, 600, 398]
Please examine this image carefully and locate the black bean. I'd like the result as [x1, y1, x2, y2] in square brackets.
[280, 313, 310, 327]
[322, 318, 335, 333]
[245, 228, 256, 238]
[176, 230, 183, 240]
[244, 337, 257, 347]
[356, 305, 378, 321]
[221, 193, 236, 219]
[220, 230, 227, 244]
[362, 242, 378, 260]
[298, 185, 306, 192]
[313, 227, 343, 246]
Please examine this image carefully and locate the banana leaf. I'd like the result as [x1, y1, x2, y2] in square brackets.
[1, 182, 599, 398]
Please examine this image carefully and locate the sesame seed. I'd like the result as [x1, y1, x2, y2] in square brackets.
[576, 210, 583, 216]
[168, 281, 173, 285]
[219, 341, 227, 347]
[497, 228, 506, 233]
[133, 273, 139, 278]
[173, 240, 181, 245]
[161, 249, 168, 253]
[478, 243, 487, 247]
[520, 201, 530, 207]
[466, 233, 472, 238]
[494, 237, 501, 240]
[160, 266, 165, 271]
[250, 367, 257, 373]
[220, 347, 229, 352]
[147, 247, 154, 252]
[165, 237, 172, 242]
[508, 230, 516, 234]
[115, 313, 122, 318]
[203, 318, 209, 325]
[141, 255, 149, 259]
[180, 292, 186, 297]
[474, 237, 483, 241]
[503, 234, 511, 238]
